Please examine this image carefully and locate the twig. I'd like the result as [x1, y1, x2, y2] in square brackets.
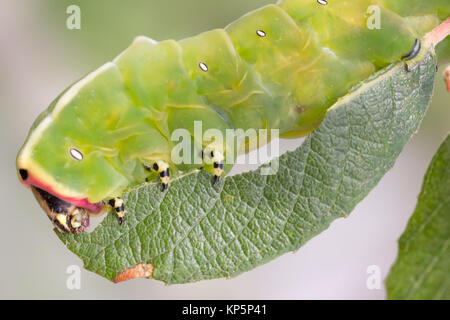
[424, 18, 450, 47]
[425, 18, 450, 92]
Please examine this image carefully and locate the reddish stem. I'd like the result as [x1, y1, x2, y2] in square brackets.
[425, 18, 450, 46]
[425, 18, 450, 92]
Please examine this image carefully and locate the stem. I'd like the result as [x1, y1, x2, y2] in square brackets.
[425, 18, 450, 92]
[425, 18, 450, 46]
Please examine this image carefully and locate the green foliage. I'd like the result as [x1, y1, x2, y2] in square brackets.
[386, 135, 450, 299]
[58, 49, 437, 283]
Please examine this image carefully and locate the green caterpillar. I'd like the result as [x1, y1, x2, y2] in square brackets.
[16, 0, 448, 233]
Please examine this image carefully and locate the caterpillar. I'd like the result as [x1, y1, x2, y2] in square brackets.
[16, 0, 448, 233]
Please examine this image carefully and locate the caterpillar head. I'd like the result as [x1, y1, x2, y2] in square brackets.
[16, 63, 134, 232]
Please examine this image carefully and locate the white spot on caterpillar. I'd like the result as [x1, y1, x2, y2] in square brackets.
[322, 46, 337, 59]
[69, 148, 84, 161]
[317, 0, 328, 5]
[256, 30, 266, 37]
[199, 62, 208, 72]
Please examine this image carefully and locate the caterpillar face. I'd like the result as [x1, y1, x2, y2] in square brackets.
[16, 64, 136, 231]
[16, 112, 125, 214]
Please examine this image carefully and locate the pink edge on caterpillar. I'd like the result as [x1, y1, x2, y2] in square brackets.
[19, 170, 104, 214]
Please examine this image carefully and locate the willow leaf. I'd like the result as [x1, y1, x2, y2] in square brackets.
[386, 134, 450, 300]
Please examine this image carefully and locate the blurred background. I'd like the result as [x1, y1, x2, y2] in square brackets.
[0, 0, 448, 299]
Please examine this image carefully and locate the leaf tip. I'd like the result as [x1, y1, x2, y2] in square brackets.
[113, 263, 153, 283]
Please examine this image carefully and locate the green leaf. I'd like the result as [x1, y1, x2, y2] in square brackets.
[386, 135, 450, 300]
[58, 49, 437, 284]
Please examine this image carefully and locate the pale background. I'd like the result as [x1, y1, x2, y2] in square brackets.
[0, 0, 448, 299]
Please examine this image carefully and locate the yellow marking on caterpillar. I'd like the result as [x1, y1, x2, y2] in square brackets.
[154, 160, 170, 191]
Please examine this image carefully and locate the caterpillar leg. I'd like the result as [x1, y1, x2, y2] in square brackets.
[152, 160, 170, 191]
[54, 213, 72, 233]
[108, 197, 125, 225]
[204, 150, 224, 184]
[53, 208, 88, 234]
[68, 208, 87, 234]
